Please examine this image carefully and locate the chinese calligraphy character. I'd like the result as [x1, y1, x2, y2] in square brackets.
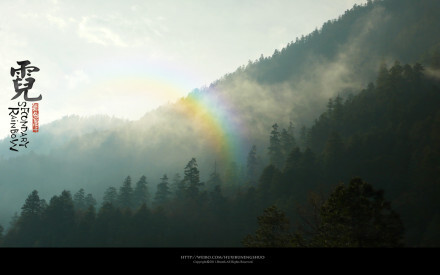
[10, 60, 42, 101]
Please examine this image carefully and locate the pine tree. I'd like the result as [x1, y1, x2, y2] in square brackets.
[207, 162, 223, 190]
[207, 162, 225, 211]
[75, 205, 96, 247]
[16, 191, 48, 245]
[73, 188, 86, 210]
[389, 61, 403, 82]
[133, 175, 149, 209]
[172, 173, 183, 199]
[376, 62, 390, 89]
[268, 123, 282, 168]
[118, 176, 133, 209]
[93, 203, 122, 246]
[247, 145, 258, 184]
[21, 190, 45, 218]
[281, 122, 296, 163]
[154, 174, 171, 206]
[312, 178, 405, 247]
[85, 193, 97, 208]
[300, 125, 309, 149]
[242, 205, 296, 247]
[103, 187, 118, 206]
[183, 158, 203, 198]
[333, 95, 343, 121]
[43, 190, 75, 246]
[326, 98, 334, 114]
[284, 147, 302, 172]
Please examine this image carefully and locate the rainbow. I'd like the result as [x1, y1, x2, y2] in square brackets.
[177, 87, 247, 166]
[76, 56, 248, 166]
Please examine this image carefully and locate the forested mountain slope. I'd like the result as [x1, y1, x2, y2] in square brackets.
[3, 61, 439, 247]
[1, 0, 440, 238]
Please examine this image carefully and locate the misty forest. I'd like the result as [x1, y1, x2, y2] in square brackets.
[1, 0, 440, 247]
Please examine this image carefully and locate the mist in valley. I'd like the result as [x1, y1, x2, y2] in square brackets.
[1, 0, 440, 247]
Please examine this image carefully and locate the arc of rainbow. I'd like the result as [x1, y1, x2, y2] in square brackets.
[178, 89, 246, 166]
[75, 56, 247, 166]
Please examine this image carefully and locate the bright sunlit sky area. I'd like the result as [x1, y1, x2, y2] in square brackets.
[0, 0, 367, 137]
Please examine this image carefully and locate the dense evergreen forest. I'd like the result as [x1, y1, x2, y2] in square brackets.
[1, 60, 439, 247]
[1, 0, 440, 248]
[2, 0, 440, 230]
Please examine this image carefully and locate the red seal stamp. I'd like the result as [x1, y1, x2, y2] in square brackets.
[32, 103, 39, 133]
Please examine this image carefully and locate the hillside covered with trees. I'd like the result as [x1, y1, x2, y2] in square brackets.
[1, 0, 440, 247]
[2, 59, 439, 247]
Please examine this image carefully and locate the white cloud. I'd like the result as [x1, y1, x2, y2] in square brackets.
[0, 0, 369, 136]
[77, 16, 129, 47]
[46, 14, 67, 29]
[64, 70, 90, 90]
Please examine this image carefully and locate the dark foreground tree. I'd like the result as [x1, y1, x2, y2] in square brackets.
[244, 177, 404, 247]
[242, 205, 299, 247]
[311, 177, 405, 247]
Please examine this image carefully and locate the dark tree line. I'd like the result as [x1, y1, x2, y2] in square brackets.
[1, 60, 440, 247]
[247, 61, 440, 246]
[244, 178, 404, 247]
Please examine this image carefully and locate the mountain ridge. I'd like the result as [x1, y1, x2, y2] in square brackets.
[1, 0, 440, 231]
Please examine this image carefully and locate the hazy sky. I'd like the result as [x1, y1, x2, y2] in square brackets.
[0, 0, 367, 137]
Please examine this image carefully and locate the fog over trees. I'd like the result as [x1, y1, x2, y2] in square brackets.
[1, 0, 440, 247]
